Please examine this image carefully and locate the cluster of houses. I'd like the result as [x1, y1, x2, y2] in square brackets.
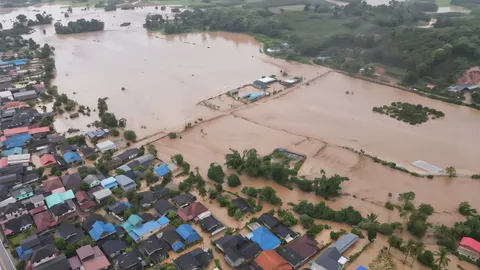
[0, 57, 47, 103]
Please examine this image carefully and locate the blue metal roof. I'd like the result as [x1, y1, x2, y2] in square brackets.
[2, 134, 32, 149]
[101, 177, 118, 189]
[89, 221, 116, 241]
[248, 226, 280, 250]
[0, 59, 28, 66]
[63, 151, 82, 163]
[154, 164, 170, 177]
[157, 216, 170, 226]
[172, 241, 184, 252]
[1, 147, 22, 157]
[357, 267, 368, 270]
[176, 224, 200, 244]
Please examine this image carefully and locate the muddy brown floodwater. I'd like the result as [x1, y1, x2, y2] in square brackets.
[3, 3, 480, 269]
[2, 5, 320, 137]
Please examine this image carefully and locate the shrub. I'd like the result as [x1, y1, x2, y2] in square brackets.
[168, 132, 177, 139]
[124, 130, 137, 141]
[330, 231, 339, 240]
[300, 214, 314, 229]
[377, 223, 394, 235]
[385, 201, 394, 210]
[307, 224, 324, 238]
[208, 163, 225, 183]
[110, 128, 120, 136]
[173, 154, 184, 165]
[227, 173, 241, 187]
[351, 228, 365, 238]
[417, 250, 435, 268]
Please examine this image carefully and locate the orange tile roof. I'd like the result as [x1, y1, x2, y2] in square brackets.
[255, 250, 292, 270]
[4, 126, 28, 136]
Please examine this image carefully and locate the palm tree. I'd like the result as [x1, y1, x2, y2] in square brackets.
[435, 247, 451, 269]
[367, 213, 379, 224]
[387, 235, 398, 253]
[198, 187, 207, 199]
[411, 242, 425, 267]
[403, 239, 416, 264]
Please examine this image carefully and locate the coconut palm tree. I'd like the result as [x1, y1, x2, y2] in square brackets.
[403, 239, 416, 264]
[435, 247, 451, 269]
[411, 242, 425, 267]
[387, 235, 398, 253]
[367, 213, 379, 224]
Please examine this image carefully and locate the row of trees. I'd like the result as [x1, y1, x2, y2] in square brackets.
[54, 19, 104, 34]
[291, 170, 349, 199]
[240, 186, 282, 205]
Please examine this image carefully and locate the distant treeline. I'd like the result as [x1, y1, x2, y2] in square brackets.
[54, 19, 104, 34]
[242, 0, 327, 9]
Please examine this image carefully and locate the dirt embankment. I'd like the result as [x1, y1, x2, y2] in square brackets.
[457, 66, 480, 84]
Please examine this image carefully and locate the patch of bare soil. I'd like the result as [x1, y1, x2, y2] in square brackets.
[457, 66, 480, 84]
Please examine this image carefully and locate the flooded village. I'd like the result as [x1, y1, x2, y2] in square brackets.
[0, 2, 480, 270]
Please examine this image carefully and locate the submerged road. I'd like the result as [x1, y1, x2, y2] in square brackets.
[0, 237, 16, 270]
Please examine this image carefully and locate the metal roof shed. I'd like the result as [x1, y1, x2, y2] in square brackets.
[7, 154, 30, 165]
[331, 233, 359, 254]
[13, 90, 38, 101]
[96, 141, 117, 153]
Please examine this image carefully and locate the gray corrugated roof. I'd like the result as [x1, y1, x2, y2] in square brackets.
[331, 233, 358, 254]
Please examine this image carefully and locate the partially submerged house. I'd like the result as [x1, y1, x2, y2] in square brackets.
[277, 235, 320, 268]
[121, 214, 170, 242]
[311, 247, 347, 270]
[254, 250, 292, 270]
[115, 148, 139, 163]
[173, 248, 213, 270]
[458, 237, 480, 261]
[137, 236, 169, 264]
[158, 226, 185, 252]
[96, 140, 116, 153]
[214, 234, 262, 268]
[331, 233, 359, 254]
[172, 193, 196, 208]
[176, 224, 201, 244]
[199, 214, 225, 236]
[63, 151, 83, 166]
[246, 226, 281, 251]
[154, 199, 176, 217]
[177, 201, 208, 222]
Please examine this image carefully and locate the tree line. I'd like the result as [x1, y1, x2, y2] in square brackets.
[54, 19, 104, 34]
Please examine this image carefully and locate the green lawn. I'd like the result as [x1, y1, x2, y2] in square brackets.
[436, 0, 450, 7]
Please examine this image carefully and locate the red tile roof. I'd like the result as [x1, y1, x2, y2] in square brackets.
[43, 176, 64, 192]
[77, 245, 95, 261]
[80, 246, 110, 270]
[33, 210, 56, 232]
[286, 235, 320, 260]
[75, 190, 90, 203]
[177, 202, 208, 222]
[40, 154, 56, 167]
[28, 127, 50, 135]
[460, 237, 480, 254]
[255, 250, 292, 270]
[4, 126, 28, 136]
[0, 158, 7, 168]
[0, 101, 28, 110]
[68, 256, 82, 270]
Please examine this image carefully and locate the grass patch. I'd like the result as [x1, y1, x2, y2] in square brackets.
[436, 0, 451, 7]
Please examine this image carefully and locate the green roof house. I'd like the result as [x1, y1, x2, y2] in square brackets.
[11, 186, 34, 201]
[121, 214, 143, 232]
[45, 190, 75, 208]
[83, 174, 100, 188]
